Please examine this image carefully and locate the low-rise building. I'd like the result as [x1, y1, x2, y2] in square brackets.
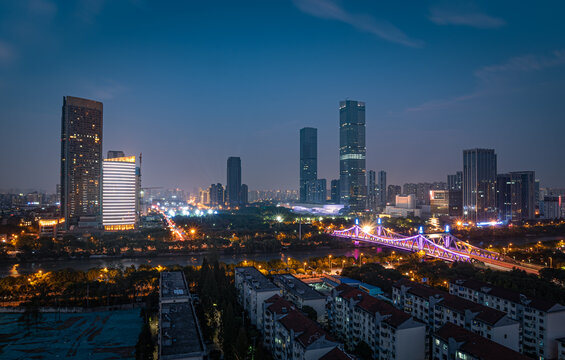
[450, 278, 565, 359]
[392, 279, 519, 353]
[433, 323, 530, 360]
[159, 271, 206, 360]
[235, 267, 280, 330]
[273, 274, 327, 323]
[275, 308, 341, 360]
[556, 338, 565, 360]
[329, 283, 426, 360]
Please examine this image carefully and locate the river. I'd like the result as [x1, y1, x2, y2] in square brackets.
[2, 234, 562, 278]
[0, 247, 366, 277]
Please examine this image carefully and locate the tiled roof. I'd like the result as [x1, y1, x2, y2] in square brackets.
[435, 323, 530, 360]
[279, 310, 335, 348]
[453, 279, 562, 312]
[335, 284, 412, 328]
[265, 294, 295, 314]
[319, 347, 353, 360]
[395, 279, 507, 325]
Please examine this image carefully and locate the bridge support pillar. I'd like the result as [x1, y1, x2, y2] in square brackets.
[445, 235, 450, 248]
[377, 226, 382, 236]
[418, 236, 424, 250]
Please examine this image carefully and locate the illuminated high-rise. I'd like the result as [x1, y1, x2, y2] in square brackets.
[60, 96, 103, 229]
[463, 148, 497, 222]
[339, 100, 366, 211]
[102, 156, 137, 231]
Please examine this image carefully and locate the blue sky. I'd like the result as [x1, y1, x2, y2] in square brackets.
[0, 0, 564, 192]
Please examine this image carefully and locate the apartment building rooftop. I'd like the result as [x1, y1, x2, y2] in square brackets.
[160, 302, 206, 359]
[335, 284, 416, 329]
[265, 294, 296, 314]
[279, 309, 336, 348]
[452, 278, 565, 312]
[394, 279, 508, 326]
[319, 347, 354, 360]
[160, 271, 189, 300]
[235, 266, 280, 292]
[435, 323, 530, 360]
[273, 274, 326, 300]
[159, 271, 206, 360]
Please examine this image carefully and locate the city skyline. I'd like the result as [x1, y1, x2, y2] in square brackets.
[1, 1, 565, 192]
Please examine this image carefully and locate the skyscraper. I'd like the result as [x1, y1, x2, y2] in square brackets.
[510, 171, 535, 221]
[102, 155, 137, 231]
[300, 127, 317, 203]
[496, 173, 512, 222]
[330, 179, 340, 204]
[447, 171, 463, 191]
[463, 149, 497, 222]
[307, 179, 326, 204]
[367, 170, 377, 211]
[209, 183, 224, 206]
[226, 157, 242, 206]
[339, 100, 366, 211]
[60, 96, 103, 229]
[240, 184, 248, 205]
[377, 170, 387, 206]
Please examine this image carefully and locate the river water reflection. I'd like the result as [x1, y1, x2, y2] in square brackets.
[2, 234, 562, 277]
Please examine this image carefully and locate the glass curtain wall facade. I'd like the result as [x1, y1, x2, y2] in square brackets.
[339, 100, 366, 211]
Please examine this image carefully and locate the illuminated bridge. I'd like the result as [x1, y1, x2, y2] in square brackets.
[331, 220, 542, 274]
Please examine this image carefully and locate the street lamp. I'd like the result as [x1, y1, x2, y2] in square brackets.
[329, 255, 332, 273]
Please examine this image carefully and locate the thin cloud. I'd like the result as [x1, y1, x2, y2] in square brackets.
[475, 50, 565, 81]
[293, 0, 424, 48]
[407, 49, 565, 112]
[0, 40, 17, 65]
[429, 8, 505, 28]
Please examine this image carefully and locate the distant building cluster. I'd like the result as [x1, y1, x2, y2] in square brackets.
[291, 100, 562, 221]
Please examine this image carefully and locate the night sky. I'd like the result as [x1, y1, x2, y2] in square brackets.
[1, 0, 564, 193]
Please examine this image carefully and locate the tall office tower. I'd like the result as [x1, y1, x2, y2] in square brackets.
[377, 170, 387, 206]
[102, 156, 137, 231]
[463, 149, 497, 222]
[387, 185, 401, 205]
[447, 171, 463, 191]
[307, 179, 327, 204]
[496, 174, 512, 222]
[330, 179, 340, 204]
[299, 127, 317, 203]
[60, 96, 103, 229]
[226, 157, 242, 206]
[534, 179, 540, 214]
[339, 100, 366, 211]
[510, 171, 535, 221]
[240, 184, 248, 205]
[367, 170, 377, 211]
[209, 183, 224, 206]
[107, 150, 125, 159]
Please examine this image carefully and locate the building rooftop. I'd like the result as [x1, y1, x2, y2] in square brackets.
[159, 271, 206, 359]
[395, 279, 508, 326]
[335, 284, 416, 328]
[160, 271, 189, 300]
[273, 274, 326, 300]
[319, 347, 353, 360]
[452, 278, 565, 313]
[279, 309, 335, 348]
[160, 302, 206, 359]
[265, 294, 296, 315]
[235, 267, 280, 292]
[435, 323, 530, 360]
